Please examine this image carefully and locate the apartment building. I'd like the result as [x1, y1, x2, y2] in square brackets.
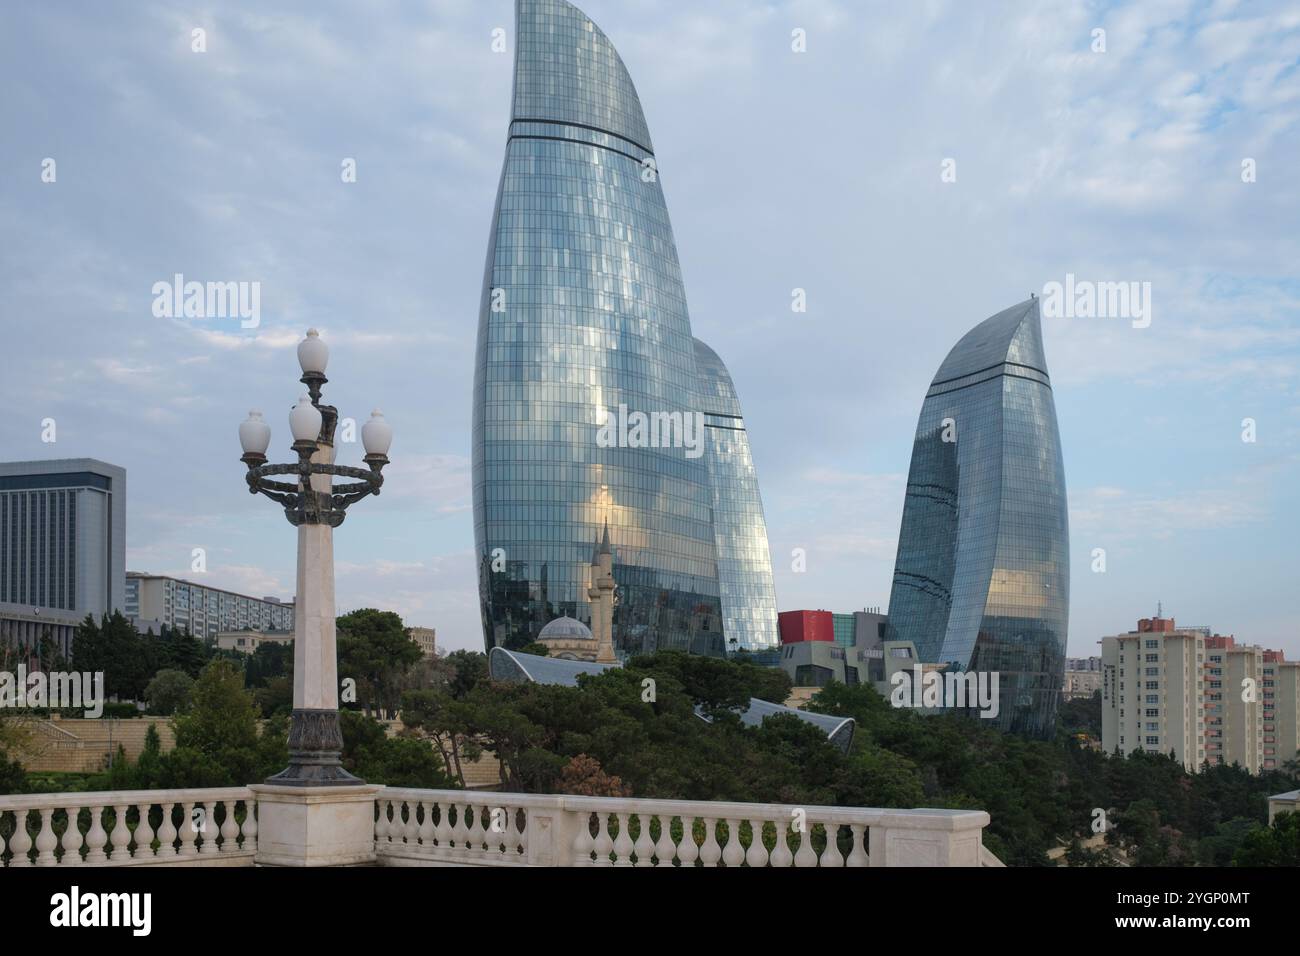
[125, 572, 293, 639]
[1102, 614, 1297, 773]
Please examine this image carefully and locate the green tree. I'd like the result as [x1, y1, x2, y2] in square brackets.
[144, 669, 194, 716]
[337, 609, 422, 717]
[1234, 812, 1300, 866]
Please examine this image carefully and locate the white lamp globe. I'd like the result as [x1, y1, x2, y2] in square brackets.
[297, 328, 329, 375]
[361, 409, 393, 456]
[239, 410, 271, 455]
[290, 395, 322, 443]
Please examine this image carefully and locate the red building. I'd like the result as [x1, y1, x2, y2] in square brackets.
[778, 610, 834, 645]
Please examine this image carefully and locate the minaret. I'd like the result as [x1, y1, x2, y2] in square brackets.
[590, 520, 618, 664]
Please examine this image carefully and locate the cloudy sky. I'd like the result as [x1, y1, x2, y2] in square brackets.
[2, 0, 1297, 657]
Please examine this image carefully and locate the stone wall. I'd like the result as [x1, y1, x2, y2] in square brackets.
[16, 717, 177, 773]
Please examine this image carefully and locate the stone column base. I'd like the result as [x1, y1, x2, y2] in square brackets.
[250, 783, 383, 867]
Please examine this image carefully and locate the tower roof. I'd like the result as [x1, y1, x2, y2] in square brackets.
[512, 0, 655, 153]
[932, 297, 1046, 385]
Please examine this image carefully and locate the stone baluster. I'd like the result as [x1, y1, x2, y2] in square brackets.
[433, 801, 453, 850]
[178, 801, 199, 856]
[846, 824, 869, 867]
[631, 813, 655, 867]
[109, 804, 133, 861]
[464, 802, 485, 857]
[612, 812, 634, 866]
[591, 812, 614, 866]
[820, 823, 845, 867]
[698, 817, 722, 867]
[653, 814, 677, 867]
[219, 801, 239, 853]
[34, 808, 58, 866]
[83, 806, 108, 864]
[239, 801, 257, 853]
[769, 820, 794, 867]
[745, 818, 770, 868]
[793, 822, 818, 867]
[676, 816, 700, 868]
[450, 801, 470, 858]
[134, 802, 155, 860]
[571, 811, 595, 865]
[398, 800, 416, 844]
[417, 799, 435, 846]
[61, 807, 85, 865]
[8, 810, 33, 866]
[512, 806, 528, 860]
[156, 802, 178, 857]
[374, 798, 391, 845]
[720, 818, 745, 867]
[199, 800, 221, 854]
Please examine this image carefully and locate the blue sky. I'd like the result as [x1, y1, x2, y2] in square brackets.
[1, 0, 1297, 656]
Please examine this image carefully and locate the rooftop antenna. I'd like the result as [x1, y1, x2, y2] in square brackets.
[1157, 600, 1163, 618]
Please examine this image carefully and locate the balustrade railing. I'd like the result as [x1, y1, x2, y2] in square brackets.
[0, 788, 256, 867]
[0, 786, 994, 867]
[375, 789, 990, 867]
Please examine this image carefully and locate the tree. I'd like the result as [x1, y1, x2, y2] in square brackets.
[558, 754, 630, 797]
[1234, 812, 1300, 866]
[339, 710, 453, 788]
[144, 669, 194, 716]
[161, 659, 281, 786]
[337, 609, 422, 718]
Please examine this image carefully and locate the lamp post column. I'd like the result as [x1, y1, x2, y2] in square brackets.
[273, 433, 355, 785]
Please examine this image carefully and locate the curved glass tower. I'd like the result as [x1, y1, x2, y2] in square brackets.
[885, 298, 1069, 737]
[473, 0, 723, 656]
[693, 338, 780, 655]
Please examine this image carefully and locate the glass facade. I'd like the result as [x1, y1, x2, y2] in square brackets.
[885, 298, 1069, 737]
[473, 0, 724, 656]
[692, 338, 779, 654]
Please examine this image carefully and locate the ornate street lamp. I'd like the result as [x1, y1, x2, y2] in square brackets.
[239, 328, 392, 785]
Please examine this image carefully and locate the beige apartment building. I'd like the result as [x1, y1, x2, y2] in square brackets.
[408, 626, 436, 657]
[1102, 615, 1299, 773]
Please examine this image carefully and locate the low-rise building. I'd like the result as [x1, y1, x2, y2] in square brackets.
[213, 630, 294, 655]
[1064, 656, 1103, 700]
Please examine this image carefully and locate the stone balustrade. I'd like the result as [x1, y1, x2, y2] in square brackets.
[0, 786, 996, 867]
[0, 788, 256, 867]
[375, 789, 992, 867]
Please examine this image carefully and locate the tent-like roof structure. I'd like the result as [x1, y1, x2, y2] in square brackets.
[487, 647, 855, 753]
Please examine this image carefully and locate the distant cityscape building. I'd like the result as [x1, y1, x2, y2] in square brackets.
[692, 338, 779, 654]
[0, 459, 126, 656]
[1064, 656, 1103, 700]
[1100, 614, 1300, 773]
[884, 297, 1069, 737]
[408, 626, 436, 658]
[475, 0, 765, 659]
[779, 610, 834, 645]
[214, 630, 294, 655]
[125, 572, 293, 639]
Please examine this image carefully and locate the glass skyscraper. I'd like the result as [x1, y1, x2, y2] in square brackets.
[885, 298, 1069, 737]
[693, 338, 779, 654]
[475, 0, 778, 657]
